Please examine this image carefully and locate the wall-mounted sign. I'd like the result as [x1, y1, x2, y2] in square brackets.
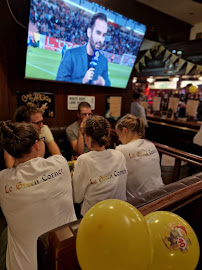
[67, 95, 95, 110]
[180, 80, 202, 88]
[17, 91, 55, 117]
[149, 81, 177, 90]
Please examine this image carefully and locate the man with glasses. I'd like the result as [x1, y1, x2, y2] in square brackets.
[66, 102, 92, 157]
[4, 104, 61, 168]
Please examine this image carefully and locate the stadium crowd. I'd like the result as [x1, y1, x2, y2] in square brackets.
[29, 0, 142, 55]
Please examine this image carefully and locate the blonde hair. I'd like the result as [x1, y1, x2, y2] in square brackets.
[116, 114, 145, 138]
[84, 115, 111, 147]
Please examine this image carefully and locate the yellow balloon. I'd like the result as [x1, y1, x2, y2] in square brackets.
[76, 199, 151, 270]
[145, 211, 200, 270]
[189, 85, 198, 93]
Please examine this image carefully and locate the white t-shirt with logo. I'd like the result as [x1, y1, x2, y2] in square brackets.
[73, 149, 127, 216]
[116, 139, 164, 199]
[0, 155, 76, 270]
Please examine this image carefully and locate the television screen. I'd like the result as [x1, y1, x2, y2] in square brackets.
[25, 0, 146, 88]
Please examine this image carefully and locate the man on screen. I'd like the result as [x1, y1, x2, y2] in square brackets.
[56, 13, 111, 86]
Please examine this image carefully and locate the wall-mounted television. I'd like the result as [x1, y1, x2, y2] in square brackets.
[25, 0, 146, 89]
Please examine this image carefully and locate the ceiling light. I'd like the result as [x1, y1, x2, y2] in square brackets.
[169, 76, 179, 82]
[146, 76, 155, 83]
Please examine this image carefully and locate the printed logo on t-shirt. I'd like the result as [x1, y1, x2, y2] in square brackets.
[5, 168, 63, 194]
[129, 149, 157, 159]
[90, 169, 127, 184]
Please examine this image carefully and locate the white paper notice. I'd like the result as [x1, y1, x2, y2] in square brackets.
[168, 97, 179, 113]
[153, 97, 161, 111]
[109, 97, 122, 117]
[186, 100, 199, 117]
[67, 95, 95, 110]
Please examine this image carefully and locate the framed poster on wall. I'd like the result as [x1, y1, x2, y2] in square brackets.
[17, 91, 55, 118]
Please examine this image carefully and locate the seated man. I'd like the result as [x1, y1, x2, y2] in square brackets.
[4, 104, 61, 168]
[66, 102, 92, 157]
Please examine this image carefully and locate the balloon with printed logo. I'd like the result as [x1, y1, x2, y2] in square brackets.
[145, 211, 200, 270]
[76, 199, 151, 270]
[189, 85, 198, 93]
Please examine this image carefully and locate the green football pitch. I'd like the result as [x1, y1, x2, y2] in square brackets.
[25, 48, 132, 88]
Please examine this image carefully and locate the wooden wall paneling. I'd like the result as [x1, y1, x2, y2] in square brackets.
[0, 44, 9, 121]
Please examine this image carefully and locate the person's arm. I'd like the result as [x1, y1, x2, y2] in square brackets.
[67, 118, 88, 156]
[46, 140, 62, 156]
[4, 150, 15, 168]
[42, 125, 62, 156]
[70, 129, 85, 156]
[101, 71, 111, 87]
[100, 57, 111, 86]
[72, 157, 88, 204]
[71, 117, 88, 155]
[140, 106, 148, 127]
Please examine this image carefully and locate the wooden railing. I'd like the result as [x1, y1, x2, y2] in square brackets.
[139, 180, 202, 215]
[109, 128, 202, 183]
[153, 141, 202, 182]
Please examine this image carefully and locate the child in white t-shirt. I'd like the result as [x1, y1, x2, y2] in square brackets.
[72, 115, 127, 216]
[0, 121, 76, 270]
[115, 114, 164, 199]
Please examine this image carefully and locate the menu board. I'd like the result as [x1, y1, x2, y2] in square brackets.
[186, 100, 199, 117]
[153, 97, 161, 111]
[168, 97, 179, 113]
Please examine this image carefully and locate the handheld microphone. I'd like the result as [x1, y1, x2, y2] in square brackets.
[90, 50, 100, 69]
[89, 50, 100, 84]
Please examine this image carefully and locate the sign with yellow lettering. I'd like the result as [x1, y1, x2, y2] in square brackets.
[17, 91, 55, 117]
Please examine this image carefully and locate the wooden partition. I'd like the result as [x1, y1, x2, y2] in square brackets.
[37, 175, 202, 270]
[145, 116, 201, 155]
